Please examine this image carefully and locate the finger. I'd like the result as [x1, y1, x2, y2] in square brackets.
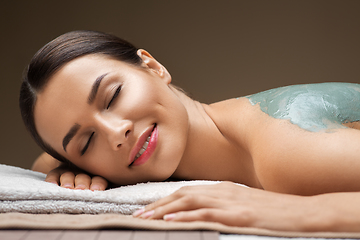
[141, 182, 233, 214]
[74, 173, 91, 190]
[141, 195, 223, 220]
[59, 171, 76, 189]
[45, 169, 61, 185]
[142, 185, 211, 212]
[163, 208, 241, 227]
[90, 176, 108, 191]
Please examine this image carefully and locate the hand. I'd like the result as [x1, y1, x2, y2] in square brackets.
[133, 182, 322, 231]
[45, 164, 108, 191]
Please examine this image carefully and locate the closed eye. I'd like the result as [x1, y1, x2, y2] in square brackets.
[81, 132, 94, 156]
[106, 86, 121, 109]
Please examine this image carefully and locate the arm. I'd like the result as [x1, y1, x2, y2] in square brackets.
[31, 152, 60, 174]
[32, 152, 108, 190]
[135, 182, 360, 232]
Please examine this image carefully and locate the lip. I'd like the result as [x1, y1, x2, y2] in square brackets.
[128, 124, 158, 167]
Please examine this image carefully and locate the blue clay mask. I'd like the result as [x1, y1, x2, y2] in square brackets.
[246, 82, 360, 132]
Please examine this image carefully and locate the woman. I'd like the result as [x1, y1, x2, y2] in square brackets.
[20, 30, 360, 232]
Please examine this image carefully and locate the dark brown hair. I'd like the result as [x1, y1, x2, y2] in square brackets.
[19, 30, 142, 164]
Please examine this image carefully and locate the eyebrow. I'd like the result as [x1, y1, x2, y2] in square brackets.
[62, 73, 109, 152]
[87, 73, 109, 104]
[62, 123, 81, 152]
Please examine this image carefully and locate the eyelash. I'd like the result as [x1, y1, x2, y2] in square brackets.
[81, 132, 94, 156]
[106, 86, 122, 109]
[81, 85, 122, 156]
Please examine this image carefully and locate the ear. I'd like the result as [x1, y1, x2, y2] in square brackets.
[137, 49, 171, 84]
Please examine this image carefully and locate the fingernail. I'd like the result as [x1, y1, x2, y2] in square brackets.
[62, 183, 73, 189]
[132, 208, 145, 217]
[75, 184, 86, 190]
[90, 185, 100, 191]
[140, 210, 154, 219]
[164, 213, 176, 221]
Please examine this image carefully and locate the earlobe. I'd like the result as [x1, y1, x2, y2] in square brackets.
[137, 49, 172, 84]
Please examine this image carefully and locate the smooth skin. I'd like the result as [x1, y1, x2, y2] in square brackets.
[34, 52, 190, 186]
[33, 153, 107, 190]
[32, 51, 360, 231]
[135, 182, 360, 232]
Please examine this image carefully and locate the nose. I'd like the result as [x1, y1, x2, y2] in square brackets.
[96, 116, 133, 151]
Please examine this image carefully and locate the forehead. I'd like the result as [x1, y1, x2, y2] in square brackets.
[33, 55, 128, 153]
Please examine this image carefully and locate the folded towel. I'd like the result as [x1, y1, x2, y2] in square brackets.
[0, 164, 221, 214]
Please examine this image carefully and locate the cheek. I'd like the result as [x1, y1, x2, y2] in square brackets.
[154, 98, 189, 177]
[116, 86, 152, 117]
[118, 83, 164, 121]
[70, 142, 115, 177]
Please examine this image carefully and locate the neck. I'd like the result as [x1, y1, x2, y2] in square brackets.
[170, 87, 260, 187]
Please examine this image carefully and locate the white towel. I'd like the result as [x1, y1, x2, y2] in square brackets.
[0, 164, 220, 215]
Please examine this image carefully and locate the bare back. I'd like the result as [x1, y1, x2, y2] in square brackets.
[209, 83, 360, 195]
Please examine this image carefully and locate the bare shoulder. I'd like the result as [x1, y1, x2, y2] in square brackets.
[208, 96, 360, 195]
[249, 109, 360, 195]
[32, 152, 60, 174]
[206, 97, 260, 142]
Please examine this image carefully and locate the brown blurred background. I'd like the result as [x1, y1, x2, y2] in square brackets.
[1, 0, 359, 169]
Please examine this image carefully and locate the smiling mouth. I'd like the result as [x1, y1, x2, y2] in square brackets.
[129, 124, 157, 166]
[133, 135, 150, 161]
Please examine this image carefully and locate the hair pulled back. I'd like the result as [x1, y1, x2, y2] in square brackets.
[19, 30, 142, 163]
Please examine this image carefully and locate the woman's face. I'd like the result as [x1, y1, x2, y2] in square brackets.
[34, 52, 189, 185]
